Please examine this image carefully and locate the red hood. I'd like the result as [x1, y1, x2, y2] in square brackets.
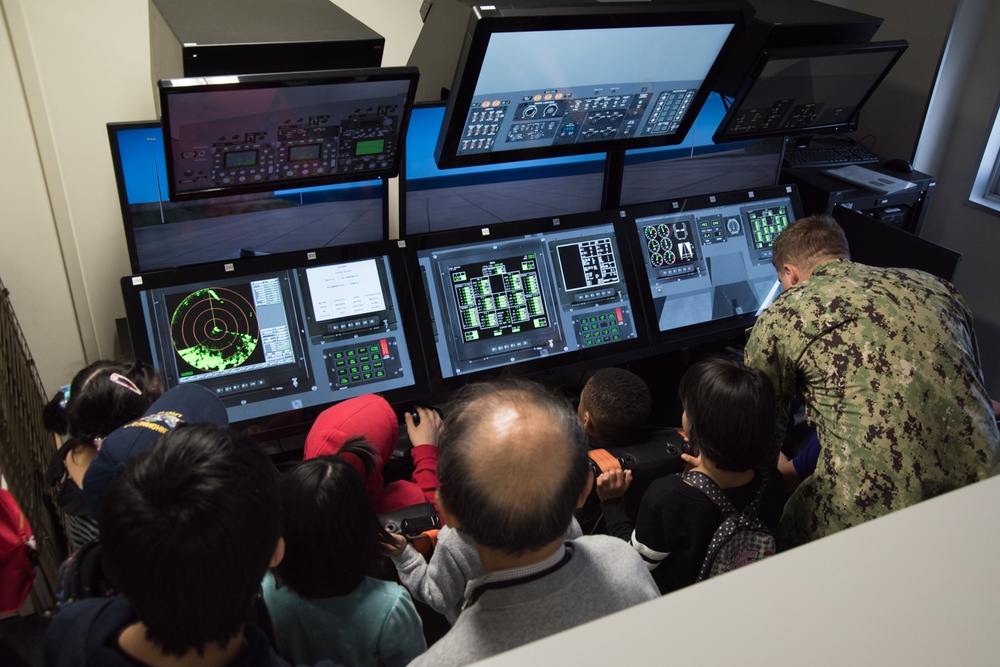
[303, 394, 398, 498]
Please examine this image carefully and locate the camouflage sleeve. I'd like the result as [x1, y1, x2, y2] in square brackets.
[744, 314, 795, 456]
[956, 290, 985, 372]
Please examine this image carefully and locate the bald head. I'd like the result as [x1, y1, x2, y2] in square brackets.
[438, 379, 588, 554]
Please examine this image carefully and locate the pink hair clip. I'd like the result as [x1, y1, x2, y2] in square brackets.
[109, 372, 143, 396]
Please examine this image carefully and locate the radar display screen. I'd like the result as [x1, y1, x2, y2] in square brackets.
[165, 277, 295, 380]
[449, 255, 549, 343]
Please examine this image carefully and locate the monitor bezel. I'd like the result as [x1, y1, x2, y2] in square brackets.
[402, 210, 652, 392]
[433, 2, 750, 169]
[621, 183, 804, 351]
[712, 40, 909, 143]
[120, 240, 431, 439]
[157, 66, 419, 200]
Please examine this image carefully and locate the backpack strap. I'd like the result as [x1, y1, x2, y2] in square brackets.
[680, 471, 737, 516]
[744, 467, 772, 518]
[680, 467, 772, 519]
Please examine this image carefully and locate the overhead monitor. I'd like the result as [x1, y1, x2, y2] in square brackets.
[408, 210, 648, 388]
[622, 183, 803, 349]
[402, 102, 605, 235]
[158, 67, 418, 199]
[121, 242, 428, 435]
[434, 2, 749, 169]
[108, 121, 386, 272]
[713, 40, 908, 143]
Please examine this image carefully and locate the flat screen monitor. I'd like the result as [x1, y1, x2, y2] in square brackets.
[713, 40, 908, 143]
[121, 242, 428, 435]
[402, 102, 605, 234]
[623, 183, 803, 348]
[408, 210, 648, 387]
[108, 121, 386, 272]
[434, 2, 749, 168]
[620, 92, 784, 206]
[158, 67, 418, 200]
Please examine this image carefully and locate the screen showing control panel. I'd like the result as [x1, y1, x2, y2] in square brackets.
[452, 24, 733, 159]
[416, 218, 640, 378]
[713, 41, 907, 142]
[159, 68, 417, 199]
[627, 186, 801, 335]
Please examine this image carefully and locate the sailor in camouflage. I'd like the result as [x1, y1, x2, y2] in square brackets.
[745, 215, 997, 548]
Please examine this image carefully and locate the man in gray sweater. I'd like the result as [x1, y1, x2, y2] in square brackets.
[408, 379, 659, 667]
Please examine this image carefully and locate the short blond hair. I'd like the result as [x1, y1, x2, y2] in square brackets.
[771, 214, 849, 271]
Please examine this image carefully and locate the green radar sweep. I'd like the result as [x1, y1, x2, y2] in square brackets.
[170, 287, 260, 372]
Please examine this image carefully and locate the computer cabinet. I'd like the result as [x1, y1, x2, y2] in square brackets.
[781, 163, 935, 234]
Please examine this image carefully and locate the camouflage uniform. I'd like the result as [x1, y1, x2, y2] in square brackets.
[745, 259, 997, 548]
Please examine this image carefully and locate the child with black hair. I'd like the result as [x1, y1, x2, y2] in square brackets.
[577, 367, 654, 444]
[44, 423, 336, 667]
[575, 367, 681, 534]
[42, 359, 163, 550]
[596, 357, 785, 593]
[263, 441, 426, 667]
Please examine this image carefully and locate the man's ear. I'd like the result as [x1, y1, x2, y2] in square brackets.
[576, 469, 595, 509]
[270, 536, 285, 569]
[781, 263, 806, 287]
[435, 489, 461, 529]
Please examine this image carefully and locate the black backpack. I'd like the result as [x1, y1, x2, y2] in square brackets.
[681, 468, 776, 581]
[55, 539, 115, 608]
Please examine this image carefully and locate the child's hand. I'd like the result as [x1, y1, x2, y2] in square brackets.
[596, 468, 632, 502]
[381, 532, 409, 558]
[406, 407, 443, 447]
[680, 451, 702, 472]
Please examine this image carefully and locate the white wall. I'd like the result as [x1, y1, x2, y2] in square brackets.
[1, 0, 153, 393]
[914, 0, 1000, 397]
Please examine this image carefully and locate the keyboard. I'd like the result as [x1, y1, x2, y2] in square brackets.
[324, 338, 402, 388]
[784, 143, 880, 169]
